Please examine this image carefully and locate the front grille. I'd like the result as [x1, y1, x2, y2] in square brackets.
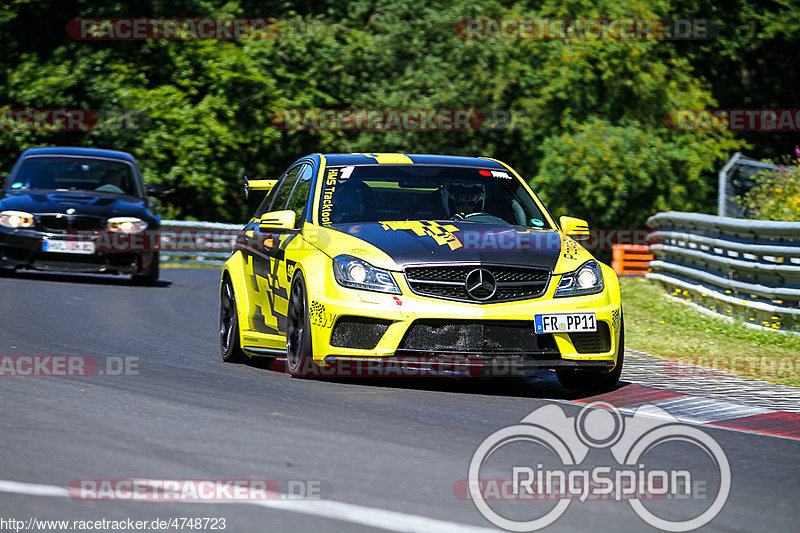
[569, 322, 612, 353]
[330, 317, 392, 350]
[30, 253, 106, 272]
[38, 215, 105, 233]
[404, 264, 549, 303]
[397, 319, 559, 356]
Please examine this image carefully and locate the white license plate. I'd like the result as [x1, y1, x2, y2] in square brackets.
[43, 240, 95, 254]
[534, 313, 596, 333]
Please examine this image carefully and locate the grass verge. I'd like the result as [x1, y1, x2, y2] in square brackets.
[620, 277, 800, 387]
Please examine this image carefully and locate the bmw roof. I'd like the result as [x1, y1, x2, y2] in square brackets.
[19, 147, 137, 162]
[321, 153, 509, 169]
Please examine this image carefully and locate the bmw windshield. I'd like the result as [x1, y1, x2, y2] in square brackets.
[319, 165, 551, 229]
[8, 156, 139, 196]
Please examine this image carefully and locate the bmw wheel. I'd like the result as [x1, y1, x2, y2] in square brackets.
[132, 253, 159, 286]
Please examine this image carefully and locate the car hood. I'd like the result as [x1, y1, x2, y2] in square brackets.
[0, 190, 153, 220]
[308, 221, 584, 272]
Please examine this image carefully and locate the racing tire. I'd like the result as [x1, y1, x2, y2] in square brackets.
[286, 271, 314, 377]
[220, 277, 247, 363]
[132, 253, 159, 286]
[556, 317, 624, 392]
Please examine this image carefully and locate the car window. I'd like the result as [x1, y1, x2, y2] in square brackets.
[8, 156, 138, 196]
[318, 165, 551, 228]
[254, 164, 303, 219]
[254, 179, 282, 219]
[284, 165, 314, 228]
[255, 164, 305, 219]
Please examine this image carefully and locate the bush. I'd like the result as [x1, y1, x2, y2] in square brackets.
[532, 118, 737, 229]
[737, 160, 800, 222]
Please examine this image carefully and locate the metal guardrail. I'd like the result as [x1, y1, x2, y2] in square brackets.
[647, 211, 800, 334]
[159, 220, 242, 266]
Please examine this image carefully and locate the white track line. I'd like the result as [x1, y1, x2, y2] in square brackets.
[0, 479, 68, 498]
[0, 479, 500, 533]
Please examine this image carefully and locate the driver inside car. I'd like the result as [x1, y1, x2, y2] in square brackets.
[95, 169, 126, 194]
[443, 182, 486, 219]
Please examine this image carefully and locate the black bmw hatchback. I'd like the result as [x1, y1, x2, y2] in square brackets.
[0, 147, 163, 284]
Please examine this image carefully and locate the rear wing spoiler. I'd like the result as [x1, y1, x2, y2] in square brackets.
[244, 176, 278, 199]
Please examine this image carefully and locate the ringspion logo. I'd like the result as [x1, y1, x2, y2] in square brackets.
[464, 402, 730, 531]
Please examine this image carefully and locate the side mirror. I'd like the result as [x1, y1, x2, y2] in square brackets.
[259, 210, 296, 230]
[560, 216, 590, 241]
[244, 175, 278, 199]
[145, 182, 171, 198]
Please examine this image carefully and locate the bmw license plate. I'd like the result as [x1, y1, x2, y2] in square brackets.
[534, 313, 596, 333]
[43, 239, 95, 254]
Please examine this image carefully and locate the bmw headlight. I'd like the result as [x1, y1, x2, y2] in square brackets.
[333, 255, 400, 294]
[0, 210, 34, 229]
[554, 260, 604, 297]
[107, 217, 147, 233]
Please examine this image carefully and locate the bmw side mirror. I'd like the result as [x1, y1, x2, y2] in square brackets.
[145, 182, 171, 198]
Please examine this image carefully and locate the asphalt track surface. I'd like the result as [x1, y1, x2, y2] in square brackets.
[1, 268, 798, 532]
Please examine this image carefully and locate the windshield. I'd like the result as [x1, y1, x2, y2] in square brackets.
[319, 165, 551, 229]
[8, 156, 139, 196]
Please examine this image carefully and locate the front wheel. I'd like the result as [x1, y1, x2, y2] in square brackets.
[286, 272, 314, 377]
[556, 319, 624, 391]
[132, 253, 159, 285]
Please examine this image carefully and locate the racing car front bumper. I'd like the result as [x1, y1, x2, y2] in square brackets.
[305, 271, 622, 377]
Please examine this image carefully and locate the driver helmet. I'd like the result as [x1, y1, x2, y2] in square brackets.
[443, 181, 486, 216]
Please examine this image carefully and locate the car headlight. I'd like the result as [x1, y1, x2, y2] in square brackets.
[107, 217, 147, 233]
[554, 260, 604, 297]
[333, 255, 401, 294]
[0, 210, 34, 229]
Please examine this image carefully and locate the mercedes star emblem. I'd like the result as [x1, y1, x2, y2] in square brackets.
[465, 268, 497, 301]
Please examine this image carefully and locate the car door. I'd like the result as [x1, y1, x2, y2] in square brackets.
[272, 163, 315, 321]
[240, 163, 308, 346]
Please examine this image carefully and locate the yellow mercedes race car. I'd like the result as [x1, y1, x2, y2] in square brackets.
[219, 153, 623, 390]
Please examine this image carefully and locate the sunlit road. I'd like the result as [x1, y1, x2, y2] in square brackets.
[0, 268, 797, 532]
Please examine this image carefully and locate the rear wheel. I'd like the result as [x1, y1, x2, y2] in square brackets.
[556, 318, 624, 391]
[220, 278, 247, 363]
[286, 272, 314, 377]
